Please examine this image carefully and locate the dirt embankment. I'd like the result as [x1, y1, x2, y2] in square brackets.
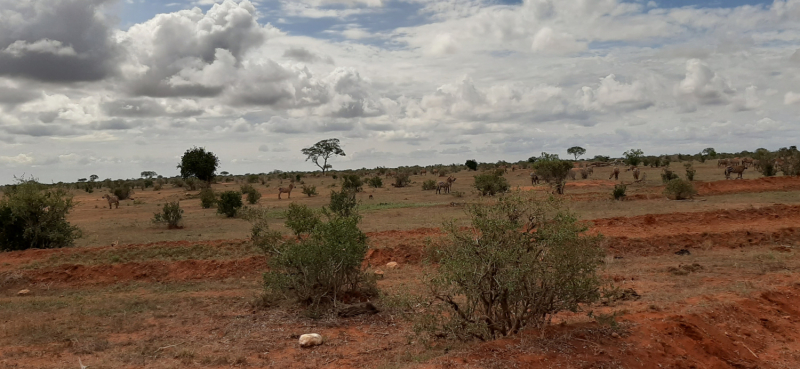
[696, 176, 800, 196]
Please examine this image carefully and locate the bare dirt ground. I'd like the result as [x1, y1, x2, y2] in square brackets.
[2, 159, 800, 368]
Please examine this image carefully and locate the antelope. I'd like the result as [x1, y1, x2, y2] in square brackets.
[102, 194, 119, 209]
[436, 176, 456, 194]
[530, 172, 540, 185]
[609, 167, 620, 180]
[278, 183, 295, 199]
[725, 165, 745, 180]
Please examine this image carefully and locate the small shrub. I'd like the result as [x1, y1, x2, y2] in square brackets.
[172, 178, 185, 188]
[367, 176, 383, 188]
[664, 178, 696, 200]
[152, 201, 183, 229]
[661, 169, 679, 183]
[247, 174, 260, 184]
[684, 163, 696, 181]
[217, 191, 243, 217]
[341, 174, 363, 192]
[153, 182, 163, 191]
[422, 179, 437, 191]
[284, 203, 321, 238]
[394, 172, 411, 188]
[760, 162, 778, 177]
[473, 172, 509, 196]
[332, 174, 338, 180]
[246, 189, 262, 204]
[111, 183, 134, 200]
[612, 184, 627, 200]
[302, 185, 318, 197]
[0, 179, 81, 251]
[240, 183, 255, 194]
[199, 188, 216, 208]
[422, 192, 604, 340]
[185, 177, 199, 191]
[143, 179, 154, 189]
[328, 189, 357, 217]
[451, 191, 464, 198]
[465, 160, 478, 171]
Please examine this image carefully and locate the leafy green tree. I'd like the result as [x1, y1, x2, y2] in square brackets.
[302, 138, 345, 175]
[567, 146, 586, 160]
[0, 179, 81, 251]
[531, 153, 573, 194]
[465, 159, 478, 171]
[89, 174, 99, 182]
[701, 148, 717, 158]
[178, 147, 219, 183]
[623, 149, 644, 166]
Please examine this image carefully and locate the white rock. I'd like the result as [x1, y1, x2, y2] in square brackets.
[298, 333, 323, 347]
[386, 261, 399, 269]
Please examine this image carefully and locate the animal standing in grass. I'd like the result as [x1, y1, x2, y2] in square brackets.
[725, 165, 746, 180]
[278, 183, 295, 199]
[609, 167, 620, 180]
[436, 176, 457, 194]
[102, 194, 119, 209]
[530, 172, 540, 185]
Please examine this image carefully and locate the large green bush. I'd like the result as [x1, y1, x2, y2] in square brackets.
[663, 178, 696, 200]
[341, 174, 363, 192]
[199, 188, 216, 208]
[110, 181, 134, 200]
[0, 180, 81, 251]
[422, 179, 437, 191]
[465, 160, 478, 171]
[473, 172, 509, 196]
[217, 191, 243, 217]
[367, 176, 383, 188]
[284, 203, 321, 238]
[423, 192, 604, 340]
[531, 154, 573, 194]
[328, 189, 357, 217]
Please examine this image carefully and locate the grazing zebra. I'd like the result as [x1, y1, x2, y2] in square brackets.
[725, 165, 745, 180]
[102, 194, 119, 209]
[436, 176, 456, 194]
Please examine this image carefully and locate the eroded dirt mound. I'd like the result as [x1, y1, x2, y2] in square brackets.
[429, 288, 800, 369]
[696, 176, 800, 196]
[591, 204, 800, 238]
[606, 227, 800, 256]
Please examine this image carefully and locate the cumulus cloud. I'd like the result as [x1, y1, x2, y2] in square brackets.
[675, 59, 735, 109]
[282, 47, 334, 64]
[531, 27, 586, 55]
[578, 75, 653, 113]
[0, 0, 120, 82]
[786, 92, 800, 105]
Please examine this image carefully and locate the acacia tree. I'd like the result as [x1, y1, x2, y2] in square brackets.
[302, 138, 345, 175]
[141, 171, 157, 179]
[623, 149, 644, 166]
[178, 147, 219, 183]
[89, 174, 99, 182]
[567, 146, 586, 160]
[531, 153, 573, 194]
[701, 148, 717, 158]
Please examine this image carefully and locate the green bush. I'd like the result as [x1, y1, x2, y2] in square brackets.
[171, 178, 185, 188]
[328, 189, 357, 217]
[623, 149, 644, 166]
[423, 192, 604, 340]
[531, 154, 573, 194]
[185, 177, 198, 191]
[217, 191, 243, 217]
[393, 172, 411, 188]
[247, 174, 260, 183]
[199, 188, 216, 208]
[246, 189, 262, 204]
[302, 184, 318, 197]
[465, 160, 478, 171]
[152, 201, 183, 229]
[612, 184, 627, 200]
[0, 180, 81, 251]
[664, 178, 696, 200]
[110, 181, 134, 200]
[473, 172, 510, 196]
[761, 162, 778, 177]
[684, 163, 696, 181]
[341, 174, 363, 192]
[153, 182, 163, 191]
[422, 179, 437, 191]
[367, 176, 383, 188]
[285, 203, 321, 238]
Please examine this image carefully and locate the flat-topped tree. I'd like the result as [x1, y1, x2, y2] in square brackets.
[140, 171, 157, 179]
[178, 147, 219, 183]
[302, 138, 345, 176]
[567, 146, 586, 160]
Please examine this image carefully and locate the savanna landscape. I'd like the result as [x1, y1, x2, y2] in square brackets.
[2, 145, 800, 369]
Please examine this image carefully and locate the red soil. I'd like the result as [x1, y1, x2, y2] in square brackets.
[696, 176, 800, 196]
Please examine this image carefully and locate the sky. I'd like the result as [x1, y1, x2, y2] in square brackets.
[0, 0, 798, 183]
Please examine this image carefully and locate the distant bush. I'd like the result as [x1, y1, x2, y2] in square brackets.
[341, 174, 364, 192]
[171, 178, 185, 188]
[664, 178, 696, 200]
[302, 184, 318, 197]
[185, 177, 198, 191]
[760, 162, 778, 177]
[111, 182, 134, 200]
[247, 174, 260, 183]
[422, 192, 603, 340]
[199, 188, 216, 208]
[217, 191, 243, 217]
[285, 203, 321, 238]
[367, 176, 383, 188]
[143, 179, 154, 189]
[246, 189, 262, 204]
[328, 189, 357, 217]
[612, 184, 627, 200]
[393, 172, 411, 188]
[473, 172, 510, 196]
[153, 182, 163, 191]
[422, 179, 437, 191]
[465, 160, 478, 171]
[0, 180, 81, 251]
[152, 201, 183, 229]
[684, 163, 696, 181]
[531, 154, 573, 194]
[661, 168, 679, 183]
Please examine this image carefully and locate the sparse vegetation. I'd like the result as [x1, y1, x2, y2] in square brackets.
[199, 188, 216, 208]
[152, 201, 183, 229]
[684, 163, 696, 181]
[661, 168, 679, 183]
[664, 178, 696, 200]
[422, 179, 437, 191]
[613, 184, 627, 200]
[302, 184, 318, 197]
[421, 192, 604, 340]
[367, 176, 383, 188]
[473, 172, 509, 196]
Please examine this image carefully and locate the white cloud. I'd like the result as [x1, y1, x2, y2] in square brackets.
[786, 91, 800, 105]
[675, 59, 735, 108]
[3, 39, 78, 57]
[578, 74, 652, 113]
[531, 27, 586, 55]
